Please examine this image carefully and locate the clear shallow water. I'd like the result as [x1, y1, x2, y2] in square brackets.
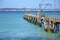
[0, 11, 60, 40]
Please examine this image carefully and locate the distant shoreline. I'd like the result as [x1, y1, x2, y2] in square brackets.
[0, 8, 60, 11]
[0, 11, 60, 12]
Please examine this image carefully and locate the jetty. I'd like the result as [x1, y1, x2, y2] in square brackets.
[23, 0, 60, 32]
[24, 13, 60, 32]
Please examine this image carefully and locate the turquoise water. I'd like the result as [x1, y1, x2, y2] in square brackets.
[42, 11, 60, 18]
[0, 11, 60, 40]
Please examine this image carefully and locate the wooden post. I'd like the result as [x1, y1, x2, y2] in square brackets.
[54, 0, 56, 23]
[37, 3, 42, 16]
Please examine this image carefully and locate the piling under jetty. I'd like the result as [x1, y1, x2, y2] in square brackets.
[23, 13, 60, 32]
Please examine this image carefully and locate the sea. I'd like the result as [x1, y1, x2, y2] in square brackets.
[0, 11, 60, 40]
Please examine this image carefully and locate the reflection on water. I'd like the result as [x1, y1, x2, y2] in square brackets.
[0, 11, 60, 40]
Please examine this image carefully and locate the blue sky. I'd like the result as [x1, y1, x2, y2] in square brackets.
[0, 0, 60, 9]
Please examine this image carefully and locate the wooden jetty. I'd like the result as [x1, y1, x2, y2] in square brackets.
[23, 13, 60, 32]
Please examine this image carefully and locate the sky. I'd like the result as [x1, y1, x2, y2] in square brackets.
[0, 0, 60, 9]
